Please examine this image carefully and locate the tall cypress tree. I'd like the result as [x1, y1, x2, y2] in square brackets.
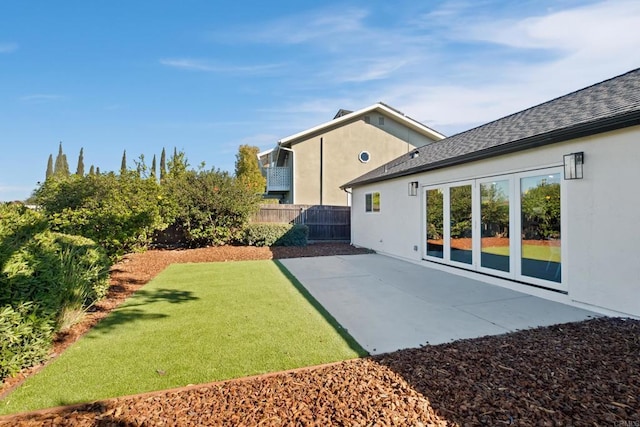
[120, 150, 127, 174]
[54, 142, 64, 175]
[76, 148, 85, 176]
[45, 154, 54, 179]
[151, 154, 157, 179]
[89, 165, 95, 176]
[160, 147, 166, 181]
[96, 166, 101, 175]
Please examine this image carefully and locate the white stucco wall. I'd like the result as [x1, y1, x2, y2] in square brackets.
[351, 126, 640, 317]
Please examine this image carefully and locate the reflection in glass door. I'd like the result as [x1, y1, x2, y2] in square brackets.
[480, 180, 510, 272]
[520, 173, 561, 282]
[426, 188, 444, 258]
[449, 184, 473, 264]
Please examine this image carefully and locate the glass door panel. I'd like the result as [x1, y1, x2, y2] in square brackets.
[520, 173, 561, 282]
[480, 180, 510, 272]
[449, 184, 473, 264]
[426, 188, 444, 258]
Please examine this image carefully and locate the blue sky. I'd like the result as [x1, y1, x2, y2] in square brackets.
[1, 0, 639, 201]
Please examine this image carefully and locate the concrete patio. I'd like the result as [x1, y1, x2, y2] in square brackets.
[279, 253, 599, 355]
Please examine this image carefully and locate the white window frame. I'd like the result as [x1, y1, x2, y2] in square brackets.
[365, 192, 381, 213]
[422, 166, 566, 291]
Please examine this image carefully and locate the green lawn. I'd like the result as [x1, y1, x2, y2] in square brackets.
[482, 244, 561, 263]
[0, 260, 365, 414]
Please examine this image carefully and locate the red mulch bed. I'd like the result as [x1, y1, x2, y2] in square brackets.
[1, 243, 638, 426]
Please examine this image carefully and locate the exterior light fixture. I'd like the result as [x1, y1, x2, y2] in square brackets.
[408, 181, 419, 196]
[563, 152, 584, 180]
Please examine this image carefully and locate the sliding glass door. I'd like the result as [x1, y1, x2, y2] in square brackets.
[519, 172, 561, 283]
[424, 168, 563, 290]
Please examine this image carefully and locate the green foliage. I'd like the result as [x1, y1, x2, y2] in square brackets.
[34, 173, 171, 258]
[76, 148, 85, 176]
[164, 168, 262, 247]
[0, 204, 110, 381]
[242, 223, 308, 247]
[53, 142, 70, 177]
[521, 182, 561, 240]
[120, 150, 127, 175]
[426, 189, 443, 240]
[450, 185, 472, 238]
[160, 147, 166, 181]
[235, 145, 266, 193]
[45, 154, 53, 180]
[0, 303, 54, 380]
[0, 230, 110, 323]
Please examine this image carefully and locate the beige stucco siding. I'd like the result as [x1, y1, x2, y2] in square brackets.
[292, 115, 437, 205]
[351, 125, 640, 317]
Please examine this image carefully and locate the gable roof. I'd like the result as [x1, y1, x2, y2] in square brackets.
[344, 68, 640, 189]
[278, 102, 446, 147]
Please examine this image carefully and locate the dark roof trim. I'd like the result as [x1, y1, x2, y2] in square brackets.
[343, 109, 640, 188]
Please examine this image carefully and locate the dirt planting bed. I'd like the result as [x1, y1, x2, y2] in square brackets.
[1, 243, 638, 426]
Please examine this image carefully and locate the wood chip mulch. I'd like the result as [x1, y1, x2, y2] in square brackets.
[1, 244, 638, 426]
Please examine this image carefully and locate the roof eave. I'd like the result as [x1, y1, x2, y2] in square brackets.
[343, 110, 640, 189]
[280, 103, 445, 147]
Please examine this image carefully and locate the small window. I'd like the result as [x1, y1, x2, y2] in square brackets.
[365, 192, 381, 213]
[378, 116, 385, 126]
[363, 115, 370, 124]
[358, 151, 370, 163]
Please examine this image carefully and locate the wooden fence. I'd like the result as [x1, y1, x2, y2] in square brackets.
[252, 204, 351, 241]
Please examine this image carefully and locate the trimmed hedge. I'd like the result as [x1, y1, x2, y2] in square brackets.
[242, 223, 308, 247]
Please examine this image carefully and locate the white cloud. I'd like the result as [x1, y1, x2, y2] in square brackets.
[0, 42, 18, 53]
[378, 0, 640, 134]
[160, 58, 285, 74]
[19, 94, 63, 103]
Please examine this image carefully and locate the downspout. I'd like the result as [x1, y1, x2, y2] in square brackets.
[320, 137, 323, 205]
[278, 145, 295, 203]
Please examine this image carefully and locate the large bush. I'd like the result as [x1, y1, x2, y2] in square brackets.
[242, 223, 308, 247]
[0, 303, 54, 379]
[34, 173, 172, 258]
[0, 203, 111, 380]
[164, 169, 263, 247]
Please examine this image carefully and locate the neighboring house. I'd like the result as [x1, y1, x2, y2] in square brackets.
[344, 68, 640, 318]
[258, 103, 445, 205]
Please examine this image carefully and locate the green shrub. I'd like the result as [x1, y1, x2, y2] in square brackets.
[0, 232, 110, 324]
[0, 302, 54, 380]
[242, 223, 308, 247]
[34, 173, 171, 259]
[164, 169, 263, 247]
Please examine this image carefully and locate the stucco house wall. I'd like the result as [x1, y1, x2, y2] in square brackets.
[350, 125, 640, 317]
[292, 113, 434, 205]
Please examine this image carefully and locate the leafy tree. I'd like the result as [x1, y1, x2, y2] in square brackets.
[167, 148, 188, 178]
[45, 154, 54, 180]
[235, 145, 266, 193]
[160, 147, 166, 181]
[76, 148, 85, 176]
[120, 150, 127, 174]
[521, 182, 560, 240]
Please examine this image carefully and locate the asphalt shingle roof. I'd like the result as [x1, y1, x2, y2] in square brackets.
[345, 68, 640, 188]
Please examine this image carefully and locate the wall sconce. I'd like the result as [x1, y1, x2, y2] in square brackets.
[408, 181, 419, 196]
[563, 152, 584, 180]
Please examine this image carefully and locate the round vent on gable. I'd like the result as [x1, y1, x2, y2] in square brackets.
[358, 151, 370, 163]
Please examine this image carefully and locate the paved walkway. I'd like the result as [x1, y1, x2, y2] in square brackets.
[279, 254, 599, 355]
